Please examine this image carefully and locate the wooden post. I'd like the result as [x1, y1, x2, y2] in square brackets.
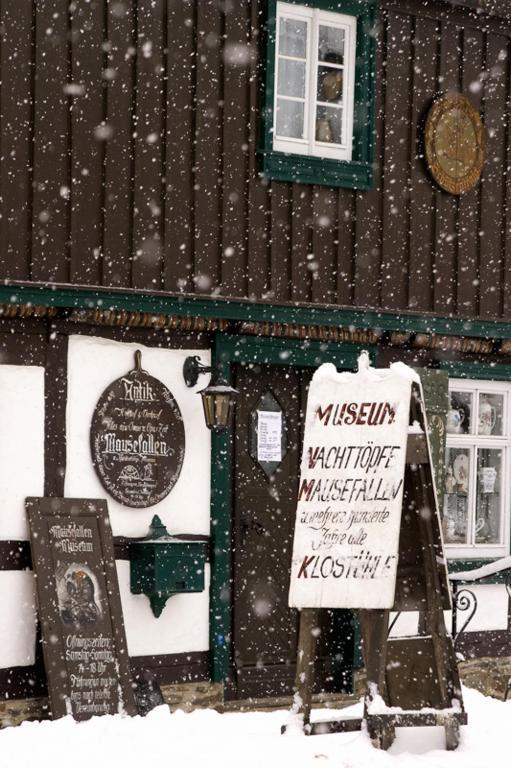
[359, 609, 395, 749]
[359, 609, 389, 700]
[408, 386, 460, 747]
[293, 608, 318, 729]
[411, 387, 452, 708]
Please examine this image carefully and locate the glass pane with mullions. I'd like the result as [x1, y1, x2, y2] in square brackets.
[279, 17, 307, 58]
[318, 24, 345, 64]
[447, 390, 472, 435]
[315, 105, 343, 145]
[475, 448, 503, 544]
[477, 392, 504, 437]
[443, 446, 471, 544]
[277, 58, 306, 99]
[317, 65, 344, 104]
[276, 98, 305, 139]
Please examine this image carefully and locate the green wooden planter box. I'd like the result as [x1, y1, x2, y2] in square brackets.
[129, 516, 207, 617]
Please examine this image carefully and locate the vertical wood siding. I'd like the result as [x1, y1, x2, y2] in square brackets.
[1, 0, 510, 322]
[164, 0, 195, 292]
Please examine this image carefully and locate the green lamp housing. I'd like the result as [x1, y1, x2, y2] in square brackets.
[129, 515, 207, 618]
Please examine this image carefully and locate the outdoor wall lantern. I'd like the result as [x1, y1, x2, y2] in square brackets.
[183, 355, 238, 432]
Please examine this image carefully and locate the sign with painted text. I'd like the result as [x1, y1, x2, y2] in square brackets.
[27, 497, 137, 720]
[90, 350, 185, 508]
[288, 358, 415, 609]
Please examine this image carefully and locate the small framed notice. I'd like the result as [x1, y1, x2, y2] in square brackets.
[27, 497, 136, 720]
[288, 359, 414, 610]
[257, 410, 283, 463]
[249, 390, 287, 479]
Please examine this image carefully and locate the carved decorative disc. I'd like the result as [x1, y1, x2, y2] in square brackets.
[425, 93, 485, 195]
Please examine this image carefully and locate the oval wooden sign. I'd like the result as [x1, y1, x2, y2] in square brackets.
[91, 351, 185, 508]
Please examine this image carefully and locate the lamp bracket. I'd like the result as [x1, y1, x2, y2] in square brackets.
[183, 355, 213, 388]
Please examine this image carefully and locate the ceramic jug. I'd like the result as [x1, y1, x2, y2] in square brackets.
[446, 408, 464, 433]
[478, 402, 496, 435]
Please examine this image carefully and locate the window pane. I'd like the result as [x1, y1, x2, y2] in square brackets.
[317, 65, 344, 104]
[318, 24, 345, 64]
[276, 98, 305, 139]
[279, 17, 307, 58]
[447, 390, 472, 435]
[277, 58, 306, 99]
[478, 392, 504, 436]
[315, 105, 343, 145]
[475, 448, 502, 543]
[443, 447, 470, 544]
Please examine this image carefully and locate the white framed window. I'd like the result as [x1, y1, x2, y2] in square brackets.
[444, 379, 511, 559]
[273, 2, 357, 162]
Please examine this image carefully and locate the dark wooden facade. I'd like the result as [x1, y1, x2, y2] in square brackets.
[1, 0, 511, 712]
[1, 0, 511, 320]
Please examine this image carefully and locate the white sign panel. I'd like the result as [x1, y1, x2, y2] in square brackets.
[257, 410, 282, 463]
[288, 359, 415, 610]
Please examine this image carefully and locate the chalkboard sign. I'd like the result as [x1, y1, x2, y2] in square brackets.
[90, 351, 185, 508]
[26, 497, 137, 720]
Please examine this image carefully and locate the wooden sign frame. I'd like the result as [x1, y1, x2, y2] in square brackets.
[27, 497, 137, 720]
[286, 382, 465, 750]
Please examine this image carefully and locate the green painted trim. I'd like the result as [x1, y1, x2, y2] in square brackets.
[274, 0, 377, 13]
[216, 333, 373, 368]
[260, 150, 373, 189]
[6, 282, 511, 341]
[439, 360, 511, 381]
[208, 333, 372, 685]
[209, 349, 234, 685]
[447, 559, 510, 585]
[261, 0, 377, 190]
[353, 2, 376, 166]
[448, 558, 498, 572]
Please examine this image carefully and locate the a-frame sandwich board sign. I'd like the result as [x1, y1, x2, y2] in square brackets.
[286, 353, 465, 750]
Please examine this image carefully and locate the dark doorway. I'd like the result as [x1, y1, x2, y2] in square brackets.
[231, 362, 353, 700]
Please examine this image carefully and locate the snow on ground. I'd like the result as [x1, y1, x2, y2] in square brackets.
[0, 686, 508, 768]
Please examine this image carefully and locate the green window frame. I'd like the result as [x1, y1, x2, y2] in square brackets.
[261, 0, 377, 190]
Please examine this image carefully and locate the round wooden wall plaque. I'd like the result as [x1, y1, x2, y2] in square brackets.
[91, 351, 185, 508]
[425, 93, 485, 195]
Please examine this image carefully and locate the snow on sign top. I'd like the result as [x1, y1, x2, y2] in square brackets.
[288, 354, 415, 610]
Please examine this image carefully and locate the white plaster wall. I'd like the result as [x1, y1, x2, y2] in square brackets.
[64, 335, 212, 657]
[117, 561, 210, 656]
[388, 611, 419, 638]
[449, 584, 509, 632]
[0, 365, 44, 540]
[0, 571, 37, 667]
[389, 584, 509, 638]
[65, 335, 211, 538]
[0, 365, 43, 668]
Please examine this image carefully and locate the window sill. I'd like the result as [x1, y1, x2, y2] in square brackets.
[445, 544, 507, 561]
[260, 148, 373, 190]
